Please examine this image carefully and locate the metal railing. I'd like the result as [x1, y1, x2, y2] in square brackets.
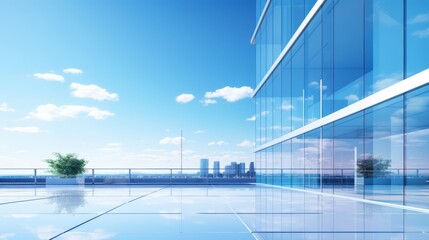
[0, 168, 256, 185]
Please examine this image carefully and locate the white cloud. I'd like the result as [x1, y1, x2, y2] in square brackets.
[194, 130, 205, 134]
[261, 111, 269, 116]
[33, 73, 64, 82]
[70, 83, 119, 101]
[99, 143, 122, 152]
[345, 94, 359, 102]
[246, 115, 256, 121]
[28, 104, 114, 121]
[176, 93, 195, 103]
[201, 98, 217, 106]
[0, 103, 15, 112]
[63, 68, 83, 74]
[159, 136, 184, 145]
[204, 86, 253, 103]
[4, 127, 41, 133]
[413, 28, 429, 38]
[208, 141, 228, 146]
[237, 140, 255, 148]
[281, 102, 293, 110]
[409, 14, 429, 24]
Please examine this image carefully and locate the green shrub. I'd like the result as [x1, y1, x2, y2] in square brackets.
[45, 153, 88, 178]
[357, 157, 391, 178]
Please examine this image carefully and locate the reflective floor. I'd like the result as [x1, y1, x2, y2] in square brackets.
[0, 185, 428, 239]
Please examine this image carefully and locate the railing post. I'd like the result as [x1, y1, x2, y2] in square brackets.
[129, 169, 132, 184]
[170, 169, 172, 184]
[34, 169, 37, 185]
[417, 169, 419, 177]
[92, 169, 95, 185]
[341, 169, 344, 187]
[281, 169, 283, 186]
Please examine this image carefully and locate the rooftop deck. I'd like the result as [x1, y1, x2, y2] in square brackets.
[1, 184, 428, 239]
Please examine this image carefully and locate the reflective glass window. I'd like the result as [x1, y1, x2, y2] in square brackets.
[407, 0, 429, 77]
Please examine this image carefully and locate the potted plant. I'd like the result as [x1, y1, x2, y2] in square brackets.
[45, 153, 88, 185]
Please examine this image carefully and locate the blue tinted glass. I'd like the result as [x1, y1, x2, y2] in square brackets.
[266, 79, 274, 142]
[266, 5, 274, 70]
[333, 0, 364, 111]
[405, 84, 429, 209]
[333, 111, 364, 198]
[281, 0, 292, 45]
[282, 140, 292, 186]
[322, 0, 334, 117]
[292, 0, 305, 35]
[407, 0, 429, 77]
[273, 143, 282, 186]
[273, 0, 282, 57]
[305, 13, 322, 124]
[365, 0, 404, 96]
[260, 85, 267, 145]
[281, 54, 292, 135]
[291, 39, 305, 131]
[304, 128, 321, 191]
[292, 135, 304, 188]
[322, 123, 334, 194]
[363, 96, 404, 204]
[267, 146, 273, 185]
[272, 67, 282, 139]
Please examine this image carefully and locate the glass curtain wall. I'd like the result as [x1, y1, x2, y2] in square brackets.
[254, 0, 429, 209]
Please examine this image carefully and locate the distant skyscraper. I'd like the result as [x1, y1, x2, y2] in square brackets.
[200, 159, 209, 177]
[231, 162, 238, 177]
[249, 162, 255, 177]
[238, 163, 245, 176]
[213, 161, 220, 177]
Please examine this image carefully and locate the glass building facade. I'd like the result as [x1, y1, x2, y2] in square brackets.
[253, 0, 429, 210]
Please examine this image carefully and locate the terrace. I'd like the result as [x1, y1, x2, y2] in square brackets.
[1, 168, 429, 239]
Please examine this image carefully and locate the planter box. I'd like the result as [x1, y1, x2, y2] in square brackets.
[46, 176, 85, 185]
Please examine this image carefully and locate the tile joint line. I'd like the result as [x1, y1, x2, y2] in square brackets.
[256, 183, 429, 215]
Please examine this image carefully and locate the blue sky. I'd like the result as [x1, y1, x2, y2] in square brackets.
[0, 0, 256, 169]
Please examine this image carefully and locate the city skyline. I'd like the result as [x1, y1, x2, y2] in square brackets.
[0, 0, 256, 169]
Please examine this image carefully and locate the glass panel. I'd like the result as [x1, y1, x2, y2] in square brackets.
[305, 13, 322, 124]
[363, 96, 404, 204]
[256, 91, 261, 147]
[266, 4, 273, 70]
[292, 135, 305, 188]
[273, 0, 282, 57]
[266, 80, 273, 142]
[322, 0, 334, 117]
[322, 123, 334, 194]
[292, 0, 305, 36]
[333, 0, 364, 111]
[305, 128, 321, 191]
[364, 0, 404, 96]
[281, 54, 292, 135]
[333, 112, 364, 198]
[282, 140, 292, 187]
[273, 144, 282, 186]
[405, 84, 429, 209]
[291, 39, 305, 131]
[261, 85, 267, 146]
[281, 0, 292, 46]
[272, 67, 282, 139]
[406, 0, 429, 77]
[267, 147, 273, 185]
